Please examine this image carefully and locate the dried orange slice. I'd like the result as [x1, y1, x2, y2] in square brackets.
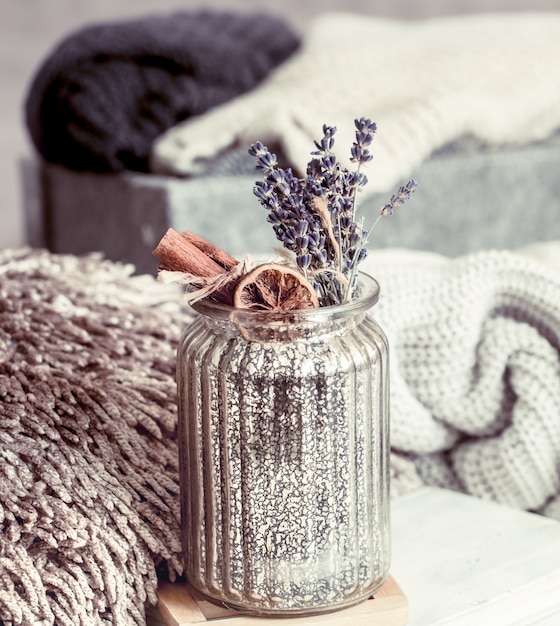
[233, 264, 319, 311]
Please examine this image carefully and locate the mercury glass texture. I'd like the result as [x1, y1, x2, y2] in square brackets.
[176, 273, 390, 616]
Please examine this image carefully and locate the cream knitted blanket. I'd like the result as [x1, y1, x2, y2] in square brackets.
[151, 12, 560, 193]
[1, 244, 560, 623]
[362, 243, 560, 518]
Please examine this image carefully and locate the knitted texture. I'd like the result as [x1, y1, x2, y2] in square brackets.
[0, 248, 420, 623]
[360, 246, 560, 516]
[151, 12, 560, 193]
[24, 10, 300, 173]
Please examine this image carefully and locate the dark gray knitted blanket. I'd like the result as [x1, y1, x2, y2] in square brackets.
[24, 10, 300, 173]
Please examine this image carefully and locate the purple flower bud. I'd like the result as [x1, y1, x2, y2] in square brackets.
[257, 152, 277, 170]
[322, 154, 337, 170]
[346, 171, 367, 188]
[307, 159, 322, 177]
[268, 170, 291, 196]
[248, 141, 266, 157]
[266, 211, 282, 225]
[340, 198, 354, 213]
[297, 253, 312, 270]
[321, 136, 335, 151]
[344, 254, 355, 271]
[380, 179, 418, 216]
[356, 130, 374, 146]
[315, 249, 329, 265]
[349, 230, 362, 245]
[340, 215, 353, 229]
[354, 117, 377, 134]
[350, 145, 362, 162]
[295, 235, 309, 250]
[253, 181, 271, 200]
[307, 230, 320, 247]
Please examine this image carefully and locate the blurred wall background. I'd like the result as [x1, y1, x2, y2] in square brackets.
[1, 0, 557, 249]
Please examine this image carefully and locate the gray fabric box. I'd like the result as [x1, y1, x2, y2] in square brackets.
[21, 135, 560, 275]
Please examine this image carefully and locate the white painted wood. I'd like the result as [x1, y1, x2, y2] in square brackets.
[391, 488, 560, 626]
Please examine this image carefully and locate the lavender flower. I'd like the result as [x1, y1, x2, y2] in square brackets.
[381, 180, 419, 215]
[249, 118, 418, 306]
[350, 118, 376, 164]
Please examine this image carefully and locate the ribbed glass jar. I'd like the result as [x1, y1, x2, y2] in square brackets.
[176, 272, 390, 616]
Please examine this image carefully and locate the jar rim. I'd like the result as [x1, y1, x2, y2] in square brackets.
[190, 271, 380, 325]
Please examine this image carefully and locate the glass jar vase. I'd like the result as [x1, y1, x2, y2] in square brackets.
[176, 272, 390, 616]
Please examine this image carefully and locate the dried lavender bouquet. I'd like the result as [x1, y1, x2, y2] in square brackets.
[249, 117, 418, 307]
[155, 118, 417, 311]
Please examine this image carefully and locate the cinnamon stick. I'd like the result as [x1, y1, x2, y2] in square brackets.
[153, 228, 239, 304]
[180, 231, 238, 271]
[153, 228, 226, 277]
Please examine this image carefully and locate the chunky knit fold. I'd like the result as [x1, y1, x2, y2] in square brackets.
[365, 246, 560, 514]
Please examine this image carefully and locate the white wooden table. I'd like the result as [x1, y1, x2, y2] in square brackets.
[147, 487, 560, 625]
[391, 488, 560, 626]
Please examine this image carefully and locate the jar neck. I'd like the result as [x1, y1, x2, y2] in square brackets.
[190, 272, 380, 342]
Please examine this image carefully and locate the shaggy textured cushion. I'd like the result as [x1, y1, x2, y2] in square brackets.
[24, 10, 300, 173]
[0, 249, 187, 624]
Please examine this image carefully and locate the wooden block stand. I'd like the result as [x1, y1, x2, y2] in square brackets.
[156, 574, 408, 626]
